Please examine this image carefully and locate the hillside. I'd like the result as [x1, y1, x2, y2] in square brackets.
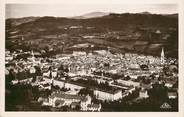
[6, 17, 40, 27]
[5, 13, 178, 58]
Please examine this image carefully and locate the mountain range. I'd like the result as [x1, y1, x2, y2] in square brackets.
[71, 11, 110, 19]
[6, 12, 178, 58]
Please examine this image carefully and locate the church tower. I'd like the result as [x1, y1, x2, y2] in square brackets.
[31, 50, 36, 66]
[161, 47, 165, 65]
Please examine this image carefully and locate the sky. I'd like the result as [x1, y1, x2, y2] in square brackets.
[6, 4, 178, 19]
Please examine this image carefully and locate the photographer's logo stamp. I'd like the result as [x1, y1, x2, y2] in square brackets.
[160, 102, 172, 109]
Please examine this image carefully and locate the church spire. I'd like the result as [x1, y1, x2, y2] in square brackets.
[31, 50, 36, 66]
[161, 47, 165, 65]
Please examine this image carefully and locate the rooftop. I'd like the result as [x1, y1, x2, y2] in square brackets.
[49, 92, 86, 101]
[168, 92, 177, 97]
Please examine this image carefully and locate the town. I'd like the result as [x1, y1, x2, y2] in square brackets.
[5, 45, 178, 111]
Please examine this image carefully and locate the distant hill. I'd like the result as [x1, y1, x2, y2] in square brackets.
[5, 13, 178, 58]
[139, 11, 151, 15]
[72, 12, 109, 19]
[6, 17, 40, 27]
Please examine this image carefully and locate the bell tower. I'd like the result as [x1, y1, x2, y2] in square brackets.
[161, 47, 165, 65]
[31, 50, 36, 66]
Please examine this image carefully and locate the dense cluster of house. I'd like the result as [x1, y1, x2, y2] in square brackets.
[5, 47, 178, 111]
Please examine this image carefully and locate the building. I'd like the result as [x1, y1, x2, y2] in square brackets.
[30, 66, 36, 74]
[51, 70, 57, 78]
[80, 95, 92, 111]
[116, 79, 140, 87]
[161, 48, 165, 65]
[139, 88, 149, 98]
[43, 77, 52, 84]
[155, 29, 161, 34]
[43, 70, 51, 77]
[52, 79, 84, 91]
[18, 77, 33, 84]
[94, 89, 122, 101]
[168, 92, 177, 99]
[39, 83, 51, 90]
[31, 50, 36, 65]
[11, 79, 19, 85]
[48, 92, 85, 107]
[48, 92, 92, 110]
[5, 55, 13, 61]
[72, 51, 87, 56]
[165, 83, 174, 88]
[27, 50, 41, 66]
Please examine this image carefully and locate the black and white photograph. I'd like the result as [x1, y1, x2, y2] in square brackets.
[2, 0, 183, 115]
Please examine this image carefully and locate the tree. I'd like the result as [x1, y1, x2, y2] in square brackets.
[64, 67, 69, 73]
[142, 77, 151, 84]
[78, 88, 93, 96]
[140, 64, 149, 71]
[148, 83, 168, 101]
[124, 76, 131, 81]
[58, 64, 64, 71]
[75, 105, 81, 111]
[34, 66, 42, 76]
[6, 69, 15, 86]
